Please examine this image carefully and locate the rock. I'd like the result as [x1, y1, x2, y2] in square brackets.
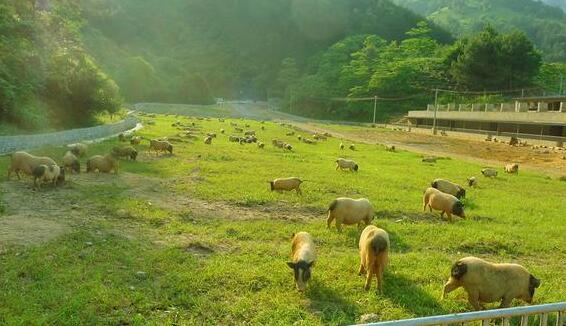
[129, 286, 135, 291]
[359, 313, 380, 324]
[135, 271, 148, 279]
[85, 241, 93, 246]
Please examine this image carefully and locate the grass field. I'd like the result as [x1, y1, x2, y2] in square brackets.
[0, 112, 565, 325]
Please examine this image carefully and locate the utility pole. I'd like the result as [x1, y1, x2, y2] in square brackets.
[432, 88, 439, 135]
[372, 95, 378, 124]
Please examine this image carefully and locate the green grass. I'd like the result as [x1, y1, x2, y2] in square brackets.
[0, 113, 565, 325]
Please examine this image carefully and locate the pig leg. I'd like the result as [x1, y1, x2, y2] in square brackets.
[500, 296, 513, 308]
[467, 289, 482, 310]
[326, 213, 335, 229]
[358, 256, 366, 276]
[336, 219, 343, 233]
[364, 257, 374, 290]
[376, 264, 384, 293]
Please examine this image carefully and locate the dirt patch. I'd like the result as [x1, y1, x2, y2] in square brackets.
[185, 243, 215, 256]
[0, 215, 69, 247]
[292, 122, 566, 176]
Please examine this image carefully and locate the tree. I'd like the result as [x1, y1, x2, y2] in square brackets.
[275, 57, 300, 98]
[449, 26, 541, 90]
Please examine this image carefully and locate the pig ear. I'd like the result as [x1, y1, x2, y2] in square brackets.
[287, 262, 295, 269]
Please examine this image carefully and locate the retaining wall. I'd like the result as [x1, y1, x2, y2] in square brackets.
[0, 117, 138, 155]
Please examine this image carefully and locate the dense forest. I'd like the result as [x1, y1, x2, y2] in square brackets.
[80, 0, 452, 104]
[0, 0, 121, 131]
[541, 0, 566, 11]
[391, 0, 566, 62]
[1, 0, 565, 130]
[288, 24, 548, 121]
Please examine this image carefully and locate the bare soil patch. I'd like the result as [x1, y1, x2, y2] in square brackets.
[293, 123, 566, 176]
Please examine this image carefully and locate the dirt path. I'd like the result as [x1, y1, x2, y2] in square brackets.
[291, 122, 566, 177]
[0, 167, 319, 249]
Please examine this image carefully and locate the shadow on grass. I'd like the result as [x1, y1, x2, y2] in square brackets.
[384, 272, 447, 317]
[306, 280, 360, 324]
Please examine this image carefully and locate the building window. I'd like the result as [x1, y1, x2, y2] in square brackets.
[549, 102, 561, 111]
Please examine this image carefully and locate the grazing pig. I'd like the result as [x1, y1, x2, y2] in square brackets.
[327, 197, 374, 232]
[32, 164, 65, 190]
[349, 144, 356, 151]
[442, 256, 540, 310]
[431, 179, 466, 199]
[229, 135, 240, 142]
[423, 187, 465, 222]
[62, 151, 81, 173]
[220, 128, 225, 134]
[204, 136, 213, 145]
[257, 142, 265, 149]
[112, 146, 138, 160]
[244, 130, 255, 136]
[335, 158, 358, 172]
[269, 177, 303, 194]
[481, 168, 498, 178]
[149, 139, 173, 155]
[340, 143, 345, 150]
[467, 177, 477, 188]
[86, 154, 119, 174]
[272, 139, 285, 148]
[287, 232, 316, 292]
[359, 225, 390, 292]
[8, 151, 57, 180]
[130, 136, 142, 145]
[504, 163, 519, 174]
[284, 143, 293, 151]
[70, 143, 88, 157]
[385, 145, 396, 152]
[286, 131, 295, 136]
[422, 157, 437, 163]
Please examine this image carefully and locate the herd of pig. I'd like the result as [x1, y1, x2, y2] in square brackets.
[4, 116, 540, 312]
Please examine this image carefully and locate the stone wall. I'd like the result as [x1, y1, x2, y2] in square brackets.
[0, 117, 138, 155]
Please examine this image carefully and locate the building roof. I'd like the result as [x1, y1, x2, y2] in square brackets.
[513, 95, 566, 102]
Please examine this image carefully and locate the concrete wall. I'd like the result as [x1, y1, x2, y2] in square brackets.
[0, 117, 138, 155]
[407, 110, 566, 124]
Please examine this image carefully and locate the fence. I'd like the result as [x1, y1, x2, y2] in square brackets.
[0, 117, 139, 155]
[392, 123, 566, 145]
[357, 302, 566, 326]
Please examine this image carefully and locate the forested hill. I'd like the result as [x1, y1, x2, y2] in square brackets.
[80, 0, 452, 104]
[0, 0, 121, 131]
[541, 0, 566, 11]
[391, 0, 566, 61]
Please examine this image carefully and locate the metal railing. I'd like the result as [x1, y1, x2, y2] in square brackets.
[356, 302, 566, 326]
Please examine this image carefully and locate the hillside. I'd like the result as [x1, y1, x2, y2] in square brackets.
[391, 0, 566, 61]
[0, 0, 121, 131]
[79, 0, 452, 103]
[541, 0, 566, 11]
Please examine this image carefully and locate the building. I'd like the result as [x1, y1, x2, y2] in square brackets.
[406, 95, 566, 146]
